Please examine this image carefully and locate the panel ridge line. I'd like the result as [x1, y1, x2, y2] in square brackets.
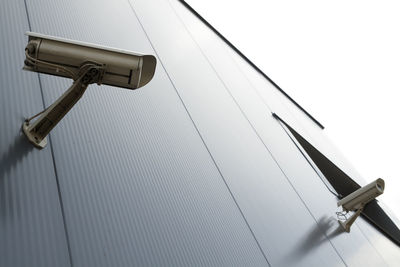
[126, 0, 271, 265]
[22, 1, 74, 266]
[168, 1, 347, 265]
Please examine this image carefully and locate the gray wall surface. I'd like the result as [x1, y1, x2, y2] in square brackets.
[1, 0, 399, 266]
[0, 1, 72, 266]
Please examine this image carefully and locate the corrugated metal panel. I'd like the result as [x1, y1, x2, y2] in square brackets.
[164, 1, 395, 266]
[166, 1, 393, 266]
[24, 0, 268, 266]
[3, 0, 398, 266]
[0, 1, 72, 266]
[130, 0, 357, 266]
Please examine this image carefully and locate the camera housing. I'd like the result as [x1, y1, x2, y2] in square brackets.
[24, 32, 156, 89]
[22, 32, 157, 149]
[337, 178, 385, 232]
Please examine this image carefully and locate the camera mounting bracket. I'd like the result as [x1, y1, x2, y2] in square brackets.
[339, 206, 364, 233]
[22, 63, 105, 149]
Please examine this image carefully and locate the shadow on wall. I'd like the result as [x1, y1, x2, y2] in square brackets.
[0, 133, 34, 179]
[0, 133, 34, 221]
[280, 216, 345, 266]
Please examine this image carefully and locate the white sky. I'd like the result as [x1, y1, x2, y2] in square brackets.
[186, 0, 400, 219]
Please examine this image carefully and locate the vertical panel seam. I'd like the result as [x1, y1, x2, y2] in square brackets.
[167, 1, 348, 266]
[126, 0, 271, 265]
[22, 1, 74, 266]
[45, 119, 75, 267]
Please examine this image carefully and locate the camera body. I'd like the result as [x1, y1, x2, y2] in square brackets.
[336, 178, 385, 232]
[24, 32, 156, 89]
[337, 178, 385, 211]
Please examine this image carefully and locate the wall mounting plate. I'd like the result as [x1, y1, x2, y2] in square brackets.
[22, 121, 47, 149]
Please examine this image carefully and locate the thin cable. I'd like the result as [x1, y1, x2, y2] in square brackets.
[25, 49, 75, 78]
[25, 108, 47, 123]
[336, 210, 348, 221]
[273, 114, 341, 198]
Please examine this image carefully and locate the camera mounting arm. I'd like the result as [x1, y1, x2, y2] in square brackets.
[22, 63, 105, 149]
[339, 207, 364, 233]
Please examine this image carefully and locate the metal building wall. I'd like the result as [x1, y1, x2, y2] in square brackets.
[0, 1, 72, 266]
[165, 2, 400, 266]
[1, 0, 399, 266]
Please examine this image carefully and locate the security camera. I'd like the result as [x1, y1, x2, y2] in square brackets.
[337, 178, 385, 232]
[22, 32, 157, 149]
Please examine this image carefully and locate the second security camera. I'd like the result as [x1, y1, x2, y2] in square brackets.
[337, 178, 385, 232]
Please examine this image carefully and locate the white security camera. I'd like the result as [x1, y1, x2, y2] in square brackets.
[22, 32, 157, 149]
[337, 178, 385, 232]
